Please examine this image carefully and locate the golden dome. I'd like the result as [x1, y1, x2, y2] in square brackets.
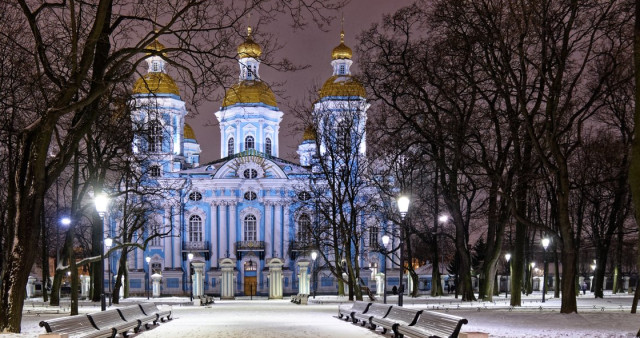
[146, 39, 166, 55]
[184, 123, 196, 140]
[331, 31, 352, 60]
[303, 125, 316, 141]
[319, 75, 365, 98]
[222, 80, 277, 107]
[238, 26, 262, 58]
[133, 73, 180, 96]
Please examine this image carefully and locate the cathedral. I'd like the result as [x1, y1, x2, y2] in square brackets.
[112, 27, 394, 299]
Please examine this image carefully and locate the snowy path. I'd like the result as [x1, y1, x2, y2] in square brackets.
[12, 293, 640, 337]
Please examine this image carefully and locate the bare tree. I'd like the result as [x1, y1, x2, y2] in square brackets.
[0, 0, 345, 331]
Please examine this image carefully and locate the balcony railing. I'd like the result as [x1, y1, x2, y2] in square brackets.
[235, 241, 265, 260]
[181, 241, 210, 260]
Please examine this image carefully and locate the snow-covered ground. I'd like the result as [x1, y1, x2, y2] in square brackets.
[8, 291, 640, 337]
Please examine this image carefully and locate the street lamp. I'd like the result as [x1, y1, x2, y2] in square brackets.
[94, 193, 110, 311]
[381, 234, 390, 304]
[397, 195, 410, 307]
[505, 253, 511, 299]
[311, 251, 318, 299]
[145, 256, 151, 300]
[188, 253, 194, 301]
[104, 237, 113, 307]
[541, 237, 550, 303]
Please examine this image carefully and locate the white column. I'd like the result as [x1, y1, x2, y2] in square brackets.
[210, 203, 218, 265]
[229, 202, 237, 259]
[375, 273, 385, 297]
[297, 261, 310, 294]
[192, 262, 205, 297]
[265, 202, 273, 259]
[173, 211, 181, 268]
[80, 275, 90, 298]
[220, 258, 235, 299]
[164, 208, 172, 268]
[274, 204, 282, 257]
[26, 276, 36, 298]
[151, 274, 162, 297]
[283, 206, 290, 263]
[136, 246, 143, 269]
[268, 258, 284, 299]
[219, 203, 228, 258]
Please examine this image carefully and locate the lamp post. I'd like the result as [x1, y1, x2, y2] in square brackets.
[95, 193, 110, 311]
[505, 253, 511, 299]
[397, 195, 410, 307]
[381, 234, 390, 304]
[104, 237, 113, 307]
[188, 253, 193, 301]
[541, 238, 550, 303]
[145, 256, 151, 300]
[311, 251, 318, 299]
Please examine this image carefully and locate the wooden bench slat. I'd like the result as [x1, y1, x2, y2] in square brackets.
[139, 303, 172, 322]
[39, 315, 115, 338]
[396, 310, 468, 338]
[88, 309, 139, 337]
[352, 303, 392, 326]
[370, 307, 422, 335]
[338, 301, 371, 321]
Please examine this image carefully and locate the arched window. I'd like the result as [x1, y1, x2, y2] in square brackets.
[265, 138, 272, 156]
[227, 137, 234, 156]
[148, 121, 162, 153]
[150, 165, 161, 177]
[244, 214, 257, 241]
[298, 214, 312, 243]
[189, 215, 203, 242]
[245, 136, 255, 150]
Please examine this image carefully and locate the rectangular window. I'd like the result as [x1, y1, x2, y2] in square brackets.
[166, 278, 179, 288]
[130, 279, 142, 289]
[321, 276, 334, 287]
[369, 226, 379, 247]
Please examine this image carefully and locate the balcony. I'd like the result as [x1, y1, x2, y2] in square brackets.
[235, 241, 265, 260]
[182, 241, 210, 260]
[288, 241, 317, 260]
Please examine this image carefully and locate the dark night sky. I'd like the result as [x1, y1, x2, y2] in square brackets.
[185, 0, 409, 164]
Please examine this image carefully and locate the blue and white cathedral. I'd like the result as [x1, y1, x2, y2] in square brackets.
[110, 27, 397, 299]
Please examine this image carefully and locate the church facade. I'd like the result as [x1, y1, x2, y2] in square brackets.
[110, 28, 396, 298]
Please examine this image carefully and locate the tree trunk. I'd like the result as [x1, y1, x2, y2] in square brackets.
[630, 0, 640, 317]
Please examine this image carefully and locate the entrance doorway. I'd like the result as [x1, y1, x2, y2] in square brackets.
[244, 259, 258, 296]
[245, 276, 257, 295]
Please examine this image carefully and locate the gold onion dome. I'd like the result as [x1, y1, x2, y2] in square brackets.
[238, 26, 262, 58]
[133, 73, 181, 96]
[146, 38, 166, 55]
[184, 123, 196, 140]
[331, 31, 352, 60]
[319, 76, 365, 98]
[222, 80, 277, 108]
[303, 125, 316, 141]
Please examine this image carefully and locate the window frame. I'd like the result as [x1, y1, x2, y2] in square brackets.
[189, 215, 203, 242]
[245, 135, 255, 150]
[244, 214, 257, 241]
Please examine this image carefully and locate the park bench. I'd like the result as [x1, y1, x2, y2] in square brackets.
[39, 314, 115, 338]
[87, 309, 140, 337]
[370, 306, 422, 335]
[338, 301, 371, 321]
[139, 302, 172, 322]
[291, 294, 309, 304]
[116, 305, 157, 330]
[395, 310, 468, 338]
[199, 295, 215, 305]
[352, 303, 392, 326]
